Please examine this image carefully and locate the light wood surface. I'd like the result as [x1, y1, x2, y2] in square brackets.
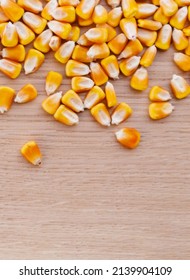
[1, 5, 190, 259]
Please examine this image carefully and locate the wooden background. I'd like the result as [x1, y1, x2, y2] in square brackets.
[0, 2, 190, 260]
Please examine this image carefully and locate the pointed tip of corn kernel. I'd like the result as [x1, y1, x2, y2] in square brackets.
[21, 141, 42, 166]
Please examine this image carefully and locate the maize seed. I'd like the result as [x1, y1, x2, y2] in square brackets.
[140, 45, 157, 67]
[122, 0, 138, 19]
[87, 43, 110, 60]
[51, 6, 76, 23]
[111, 102, 132, 125]
[84, 86, 105, 109]
[90, 62, 109, 86]
[14, 84, 38, 103]
[130, 67, 149, 91]
[92, 5, 108, 24]
[54, 104, 79, 125]
[18, 0, 43, 14]
[120, 17, 137, 41]
[65, 60, 91, 77]
[42, 91, 62, 115]
[155, 24, 172, 50]
[101, 55, 120, 80]
[119, 56, 141, 76]
[137, 19, 162, 31]
[172, 28, 188, 51]
[175, 0, 190, 5]
[84, 28, 108, 44]
[108, 33, 128, 55]
[66, 26, 80, 42]
[96, 23, 117, 42]
[160, 0, 178, 17]
[24, 49, 45, 75]
[118, 39, 143, 60]
[58, 0, 79, 6]
[0, 7, 9, 23]
[62, 90, 84, 112]
[71, 77, 94, 93]
[135, 3, 158, 19]
[107, 7, 123, 27]
[33, 29, 53, 53]
[1, 22, 18, 48]
[77, 16, 94, 27]
[0, 0, 24, 22]
[76, 0, 96, 20]
[149, 86, 172, 102]
[21, 141, 42, 166]
[170, 6, 188, 30]
[45, 71, 63, 96]
[41, 0, 58, 21]
[183, 26, 190, 36]
[153, 7, 170, 25]
[105, 82, 117, 108]
[47, 20, 71, 39]
[0, 44, 26, 62]
[0, 58, 22, 79]
[54, 41, 75, 64]
[115, 128, 141, 149]
[14, 21, 35, 45]
[149, 102, 174, 120]
[91, 103, 111, 127]
[49, 36, 61, 52]
[23, 12, 47, 34]
[137, 28, 157, 47]
[72, 45, 93, 63]
[170, 74, 190, 99]
[0, 86, 15, 114]
[106, 0, 121, 8]
[185, 37, 190, 55]
[173, 52, 190, 71]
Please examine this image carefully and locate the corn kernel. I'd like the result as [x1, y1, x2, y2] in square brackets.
[51, 6, 76, 23]
[138, 19, 162, 31]
[84, 86, 105, 109]
[72, 45, 93, 63]
[34, 29, 53, 53]
[42, 91, 62, 114]
[87, 43, 110, 60]
[101, 55, 120, 80]
[14, 21, 35, 45]
[96, 23, 117, 42]
[105, 82, 117, 108]
[77, 16, 94, 27]
[45, 71, 63, 96]
[21, 141, 42, 166]
[23, 12, 47, 34]
[41, 0, 58, 21]
[84, 28, 108, 44]
[119, 56, 141, 76]
[130, 67, 149, 91]
[118, 39, 143, 60]
[90, 62, 109, 86]
[107, 7, 123, 27]
[92, 5, 108, 24]
[120, 18, 137, 41]
[135, 3, 158, 19]
[0, 23, 7, 37]
[1, 22, 18, 47]
[160, 0, 178, 17]
[0, 0, 24, 22]
[153, 7, 170, 25]
[140, 45, 157, 67]
[18, 0, 43, 14]
[170, 6, 188, 29]
[149, 86, 172, 102]
[183, 26, 190, 36]
[76, 0, 96, 20]
[175, 0, 190, 5]
[106, 0, 120, 8]
[172, 28, 188, 51]
[47, 20, 71, 39]
[49, 36, 61, 51]
[122, 0, 138, 19]
[108, 33, 128, 55]
[0, 44, 25, 62]
[111, 102, 132, 125]
[58, 0, 79, 6]
[155, 24, 172, 50]
[115, 128, 141, 149]
[170, 74, 190, 99]
[137, 28, 157, 47]
[54, 104, 79, 125]
[14, 84, 38, 103]
[0, 86, 15, 113]
[0, 7, 9, 23]
[24, 49, 45, 75]
[62, 90, 84, 112]
[91, 103, 111, 127]
[77, 34, 93, 47]
[71, 77, 94, 93]
[0, 58, 22, 79]
[54, 41, 75, 64]
[66, 26, 80, 42]
[149, 102, 174, 120]
[173, 52, 190, 71]
[65, 60, 90, 77]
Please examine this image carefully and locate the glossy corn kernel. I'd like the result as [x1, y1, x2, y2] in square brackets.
[62, 90, 84, 112]
[138, 19, 162, 31]
[54, 41, 75, 64]
[77, 34, 93, 47]
[107, 7, 122, 27]
[72, 45, 92, 63]
[42, 91, 62, 114]
[160, 0, 178, 17]
[76, 0, 96, 20]
[77, 16, 93, 27]
[66, 26, 80, 42]
[149, 86, 172, 102]
[140, 45, 157, 67]
[101, 55, 120, 80]
[105, 82, 117, 108]
[58, 0, 79, 6]
[155, 24, 172, 50]
[96, 23, 117, 42]
[183, 26, 190, 36]
[170, 74, 190, 99]
[185, 37, 190, 55]
[45, 71, 63, 96]
[173, 52, 190, 71]
[14, 84, 38, 103]
[51, 6, 76, 23]
[111, 102, 132, 125]
[90, 62, 109, 86]
[21, 141, 42, 166]
[120, 18, 137, 41]
[84, 28, 108, 44]
[54, 104, 79, 125]
[41, 0, 58, 20]
[115, 128, 141, 149]
[65, 60, 91, 77]
[119, 56, 140, 76]
[0, 86, 15, 113]
[91, 103, 111, 127]
[33, 29, 53, 53]
[87, 43, 110, 60]
[137, 28, 157, 47]
[130, 67, 149, 91]
[135, 3, 158, 19]
[153, 7, 170, 25]
[0, 59, 22, 79]
[71, 77, 94, 93]
[170, 6, 187, 30]
[149, 102, 174, 120]
[84, 86, 105, 109]
[0, 0, 24, 22]
[0, 7, 9, 23]
[108, 33, 128, 55]
[47, 20, 71, 39]
[1, 22, 18, 47]
[0, 44, 25, 62]
[14, 21, 35, 45]
[122, 0, 138, 19]
[92, 5, 108, 24]
[18, 0, 43, 14]
[24, 49, 45, 75]
[106, 0, 120, 8]
[49, 36, 61, 51]
[23, 12, 47, 34]
[172, 28, 188, 51]
[118, 39, 143, 60]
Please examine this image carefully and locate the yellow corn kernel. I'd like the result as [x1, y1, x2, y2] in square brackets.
[130, 67, 149, 91]
[87, 43, 110, 60]
[118, 39, 143, 60]
[106, 0, 120, 8]
[59, 0, 79, 5]
[18, 0, 43, 14]
[172, 28, 188, 50]
[0, 44, 25, 62]
[62, 90, 84, 112]
[160, 0, 178, 17]
[0, 59, 22, 79]
[140, 45, 157, 67]
[101, 55, 120, 80]
[90, 62, 108, 86]
[65, 60, 90, 77]
[33, 29, 53, 53]
[175, 0, 190, 6]
[47, 20, 71, 39]
[135, 3, 158, 19]
[54, 104, 79, 125]
[24, 49, 45, 75]
[96, 23, 117, 42]
[72, 45, 92, 63]
[138, 19, 162, 31]
[122, 0, 138, 19]
[119, 56, 141, 76]
[91, 103, 111, 127]
[23, 12, 47, 34]
[49, 36, 61, 51]
[71, 77, 94, 93]
[84, 28, 108, 44]
[54, 41, 75, 64]
[173, 52, 190, 71]
[137, 28, 157, 47]
[45, 71, 63, 96]
[42, 91, 62, 114]
[108, 33, 128, 55]
[0, 23, 7, 37]
[107, 7, 122, 27]
[120, 18, 137, 41]
[0, 86, 15, 113]
[77, 34, 93, 47]
[0, 7, 9, 23]
[77, 16, 94, 27]
[149, 102, 174, 120]
[154, 8, 170, 26]
[14, 84, 38, 103]
[66, 26, 80, 42]
[155, 24, 172, 50]
[170, 6, 187, 30]
[76, 0, 96, 20]
[14, 21, 35, 45]
[149, 86, 172, 102]
[0, 0, 24, 22]
[41, 0, 58, 21]
[84, 86, 105, 109]
[1, 22, 18, 47]
[170, 74, 190, 99]
[183, 26, 190, 36]
[21, 141, 42, 166]
[115, 127, 141, 149]
[185, 37, 190, 55]
[151, 0, 160, 4]
[111, 102, 132, 125]
[51, 6, 76, 23]
[105, 82, 117, 108]
[92, 5, 108, 24]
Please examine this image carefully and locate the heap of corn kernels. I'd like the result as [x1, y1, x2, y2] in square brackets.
[0, 0, 190, 165]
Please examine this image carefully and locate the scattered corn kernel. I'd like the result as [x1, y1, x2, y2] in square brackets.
[118, 39, 143, 60]
[170, 74, 190, 99]
[149, 86, 172, 102]
[111, 102, 132, 125]
[54, 41, 75, 64]
[120, 18, 137, 40]
[119, 56, 141, 76]
[137, 28, 157, 47]
[0, 44, 25, 62]
[122, 0, 138, 19]
[0, 58, 22, 79]
[101, 55, 120, 80]
[170, 6, 188, 29]
[84, 28, 108, 44]
[90, 62, 109, 86]
[107, 7, 122, 27]
[45, 71, 63, 96]
[138, 19, 162, 31]
[47, 20, 71, 39]
[108, 33, 128, 55]
[65, 60, 91, 77]
[76, 0, 96, 20]
[155, 24, 172, 50]
[77, 34, 93, 46]
[14, 84, 38, 103]
[62, 90, 84, 112]
[33, 29, 53, 53]
[183, 26, 190, 36]
[0, 0, 24, 22]
[0, 7, 9, 23]
[49, 36, 61, 52]
[1, 22, 18, 47]
[54, 104, 79, 125]
[87, 43, 110, 60]
[160, 0, 178, 17]
[173, 52, 190, 71]
[115, 127, 141, 149]
[77, 16, 94, 27]
[24, 49, 45, 75]
[149, 102, 174, 120]
[130, 67, 149, 91]
[91, 103, 111, 127]
[18, 0, 43, 14]
[72, 45, 93, 63]
[51, 6, 76, 23]
[135, 3, 158, 19]
[153, 7, 170, 25]
[14, 21, 35, 45]
[71, 77, 94, 93]
[96, 23, 117, 42]
[105, 81, 117, 108]
[21, 141, 42, 166]
[23, 12, 47, 34]
[42, 91, 62, 115]
[66, 26, 80, 42]
[140, 45, 157, 67]
[84, 86, 105, 109]
[92, 5, 108, 24]
[172, 28, 188, 51]
[41, 0, 58, 21]
[0, 86, 15, 113]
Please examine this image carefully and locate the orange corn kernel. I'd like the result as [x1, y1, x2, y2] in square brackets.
[54, 41, 75, 64]
[170, 74, 190, 99]
[173, 52, 190, 71]
[130, 67, 149, 91]
[137, 19, 162, 31]
[14, 84, 37, 104]
[72, 45, 93, 63]
[155, 24, 172, 50]
[183, 26, 190, 36]
[91, 103, 111, 127]
[105, 82, 117, 108]
[1, 22, 18, 47]
[47, 20, 71, 39]
[111, 102, 132, 125]
[21, 141, 42, 166]
[118, 39, 143, 60]
[87, 43, 110, 60]
[135, 3, 158, 19]
[0, 86, 15, 114]
[54, 104, 79, 126]
[172, 28, 188, 51]
[14, 21, 35, 45]
[0, 7, 9, 23]
[49, 36, 61, 52]
[140, 45, 157, 67]
[71, 77, 94, 93]
[76, 0, 96, 20]
[122, 0, 138, 19]
[101, 55, 120, 80]
[92, 5, 108, 24]
[84, 86, 105, 109]
[18, 0, 43, 14]
[0, 0, 24, 22]
[41, 0, 58, 21]
[149, 86, 172, 102]
[119, 56, 141, 76]
[45, 71, 63, 96]
[0, 44, 25, 62]
[115, 128, 141, 149]
[120, 18, 137, 40]
[33, 29, 53, 53]
[65, 60, 91, 77]
[90, 62, 109, 86]
[42, 91, 62, 115]
[108, 33, 128, 55]
[160, 0, 178, 17]
[24, 49, 45, 75]
[62, 90, 84, 112]
[0, 59, 22, 79]
[51, 6, 76, 23]
[23, 12, 47, 34]
[149, 102, 174, 120]
[137, 28, 157, 47]
[153, 7, 170, 25]
[170, 6, 188, 30]
[107, 7, 123, 27]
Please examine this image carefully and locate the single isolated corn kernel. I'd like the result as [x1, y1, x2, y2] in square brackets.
[135, 3, 158, 19]
[51, 6, 76, 23]
[105, 81, 117, 107]
[23, 12, 47, 34]
[173, 52, 190, 71]
[0, 86, 15, 113]
[120, 56, 141, 76]
[76, 0, 96, 20]
[15, 84, 38, 103]
[1, 22, 18, 47]
[122, 0, 138, 19]
[170, 6, 188, 30]
[49, 36, 61, 52]
[137, 28, 157, 47]
[172, 28, 188, 51]
[54, 104, 79, 125]
[33, 29, 53, 53]
[170, 74, 190, 99]
[71, 77, 94, 93]
[90, 62, 109, 86]
[155, 24, 172, 50]
[47, 20, 71, 39]
[42, 91, 62, 115]
[24, 49, 44, 75]
[140, 45, 157, 67]
[91, 103, 111, 127]
[18, 0, 43, 14]
[41, 0, 58, 21]
[107, 7, 123, 27]
[54, 41, 75, 64]
[115, 127, 141, 149]
[0, 59, 22, 79]
[0, 44, 25, 62]
[160, 0, 178, 17]
[92, 5, 108, 24]
[66, 26, 80, 42]
[65, 60, 91, 77]
[118, 39, 143, 60]
[72, 45, 92, 63]
[84, 28, 108, 44]
[130, 67, 149, 91]
[0, 0, 24, 22]
[101, 55, 120, 80]
[87, 43, 110, 60]
[45, 71, 63, 95]
[106, 0, 121, 8]
[14, 21, 35, 45]
[149, 86, 172, 102]
[120, 18, 137, 41]
[21, 141, 42, 166]
[62, 90, 84, 112]
[111, 102, 132, 125]
[84, 86, 105, 109]
[149, 102, 174, 120]
[137, 19, 162, 31]
[108, 33, 128, 55]
[153, 7, 170, 25]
